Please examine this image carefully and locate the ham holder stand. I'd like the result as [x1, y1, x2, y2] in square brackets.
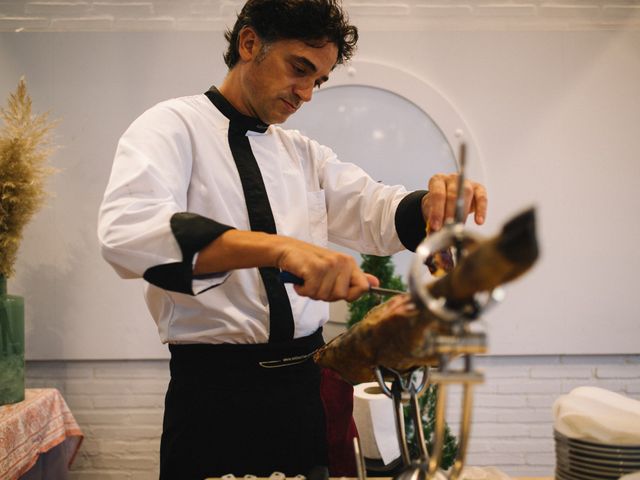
[354, 144, 513, 480]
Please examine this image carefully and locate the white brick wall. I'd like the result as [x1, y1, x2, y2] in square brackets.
[0, 0, 639, 31]
[26, 360, 168, 480]
[25, 355, 640, 478]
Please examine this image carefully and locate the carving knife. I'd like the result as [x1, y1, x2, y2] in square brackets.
[279, 271, 405, 297]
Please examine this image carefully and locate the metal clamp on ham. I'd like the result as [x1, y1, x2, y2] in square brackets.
[314, 143, 540, 480]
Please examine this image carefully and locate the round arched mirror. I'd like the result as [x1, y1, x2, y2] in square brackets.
[286, 84, 456, 192]
[283, 62, 483, 333]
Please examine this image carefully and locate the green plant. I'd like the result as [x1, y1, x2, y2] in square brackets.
[347, 254, 406, 328]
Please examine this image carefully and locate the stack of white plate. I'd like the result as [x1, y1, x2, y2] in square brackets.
[554, 429, 640, 480]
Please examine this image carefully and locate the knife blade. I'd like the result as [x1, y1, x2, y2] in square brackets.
[279, 271, 406, 297]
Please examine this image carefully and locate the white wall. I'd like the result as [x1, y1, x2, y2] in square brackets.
[0, 0, 639, 32]
[3, 0, 640, 478]
[4, 13, 640, 361]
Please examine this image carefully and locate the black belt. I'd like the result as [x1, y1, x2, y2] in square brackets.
[168, 328, 324, 385]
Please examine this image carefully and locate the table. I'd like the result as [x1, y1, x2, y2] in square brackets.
[204, 477, 554, 480]
[0, 388, 83, 480]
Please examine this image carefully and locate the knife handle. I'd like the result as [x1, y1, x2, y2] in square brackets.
[279, 271, 304, 285]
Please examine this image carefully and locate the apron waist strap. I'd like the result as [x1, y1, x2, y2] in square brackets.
[168, 328, 324, 384]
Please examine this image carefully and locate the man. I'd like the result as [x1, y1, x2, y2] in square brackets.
[98, 0, 487, 478]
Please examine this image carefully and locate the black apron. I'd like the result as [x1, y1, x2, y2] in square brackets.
[160, 330, 328, 479]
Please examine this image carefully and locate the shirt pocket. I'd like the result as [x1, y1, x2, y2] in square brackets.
[307, 190, 328, 247]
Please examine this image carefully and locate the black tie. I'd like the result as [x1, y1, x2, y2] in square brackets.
[205, 88, 295, 342]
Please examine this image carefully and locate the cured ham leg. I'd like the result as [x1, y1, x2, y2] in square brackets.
[314, 209, 538, 384]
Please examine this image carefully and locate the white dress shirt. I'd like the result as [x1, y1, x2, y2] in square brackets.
[98, 93, 414, 344]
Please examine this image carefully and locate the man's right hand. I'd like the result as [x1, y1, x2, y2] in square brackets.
[273, 236, 379, 302]
[194, 230, 378, 302]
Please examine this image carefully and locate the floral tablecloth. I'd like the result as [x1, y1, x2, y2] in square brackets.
[0, 388, 83, 480]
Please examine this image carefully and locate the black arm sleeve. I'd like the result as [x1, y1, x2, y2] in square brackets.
[394, 190, 428, 252]
[143, 212, 235, 295]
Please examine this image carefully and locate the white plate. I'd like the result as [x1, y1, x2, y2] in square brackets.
[555, 430, 640, 451]
[556, 456, 639, 477]
[556, 444, 640, 466]
[555, 433, 640, 458]
[555, 463, 620, 480]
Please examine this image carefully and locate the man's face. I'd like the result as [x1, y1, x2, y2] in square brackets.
[240, 35, 338, 125]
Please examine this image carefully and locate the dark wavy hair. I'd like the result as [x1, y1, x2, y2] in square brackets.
[223, 0, 358, 69]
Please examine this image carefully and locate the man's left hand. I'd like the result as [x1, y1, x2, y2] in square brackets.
[422, 173, 488, 231]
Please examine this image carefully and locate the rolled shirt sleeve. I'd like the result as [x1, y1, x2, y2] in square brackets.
[97, 102, 233, 295]
[394, 190, 429, 251]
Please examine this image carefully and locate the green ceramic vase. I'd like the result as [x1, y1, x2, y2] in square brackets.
[0, 275, 25, 405]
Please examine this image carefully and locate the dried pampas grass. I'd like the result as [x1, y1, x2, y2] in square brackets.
[0, 78, 58, 279]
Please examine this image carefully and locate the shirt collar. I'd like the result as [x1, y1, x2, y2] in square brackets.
[205, 86, 269, 134]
